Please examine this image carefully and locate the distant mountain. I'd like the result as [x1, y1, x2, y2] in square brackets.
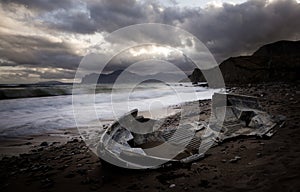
[36, 81, 65, 85]
[81, 70, 186, 84]
[189, 40, 300, 85]
[0, 81, 73, 88]
[81, 70, 137, 84]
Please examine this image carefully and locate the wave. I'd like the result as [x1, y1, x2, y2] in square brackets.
[0, 83, 218, 137]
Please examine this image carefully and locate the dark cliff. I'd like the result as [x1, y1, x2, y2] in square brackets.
[189, 40, 300, 84]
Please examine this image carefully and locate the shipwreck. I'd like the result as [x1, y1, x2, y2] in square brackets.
[97, 93, 285, 169]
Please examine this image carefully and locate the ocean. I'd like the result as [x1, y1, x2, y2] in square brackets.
[0, 83, 218, 137]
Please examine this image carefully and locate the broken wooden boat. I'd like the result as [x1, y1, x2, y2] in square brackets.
[97, 93, 285, 169]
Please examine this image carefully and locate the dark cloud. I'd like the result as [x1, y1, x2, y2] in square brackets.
[0, 35, 81, 69]
[1, 0, 76, 12]
[34, 0, 300, 61]
[89, 0, 148, 30]
[45, 0, 161, 34]
[45, 11, 97, 34]
[177, 0, 300, 61]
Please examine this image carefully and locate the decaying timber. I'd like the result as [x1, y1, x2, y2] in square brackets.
[97, 93, 285, 169]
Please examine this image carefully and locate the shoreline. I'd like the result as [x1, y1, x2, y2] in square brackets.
[0, 104, 182, 158]
[0, 107, 187, 160]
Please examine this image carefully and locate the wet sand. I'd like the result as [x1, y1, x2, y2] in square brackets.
[0, 82, 299, 192]
[0, 128, 80, 158]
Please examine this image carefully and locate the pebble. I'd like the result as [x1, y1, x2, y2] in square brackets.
[229, 156, 241, 163]
[256, 152, 262, 158]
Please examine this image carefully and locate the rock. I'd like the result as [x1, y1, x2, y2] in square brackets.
[40, 142, 48, 147]
[68, 138, 79, 143]
[37, 147, 44, 152]
[50, 141, 60, 146]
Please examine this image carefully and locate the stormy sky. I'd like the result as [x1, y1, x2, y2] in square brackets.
[0, 0, 299, 83]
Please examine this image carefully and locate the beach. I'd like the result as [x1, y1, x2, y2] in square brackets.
[0, 82, 299, 192]
[1, 0, 300, 191]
